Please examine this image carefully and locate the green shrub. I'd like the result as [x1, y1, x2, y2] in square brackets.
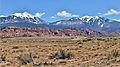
[17, 53, 33, 65]
[110, 50, 120, 58]
[107, 49, 120, 60]
[82, 38, 92, 42]
[96, 38, 106, 41]
[1, 40, 7, 43]
[0, 54, 6, 61]
[50, 49, 73, 59]
[12, 46, 19, 49]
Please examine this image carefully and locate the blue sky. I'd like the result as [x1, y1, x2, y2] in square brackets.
[0, 0, 120, 21]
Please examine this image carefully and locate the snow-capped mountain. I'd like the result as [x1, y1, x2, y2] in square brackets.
[0, 13, 120, 32]
[52, 16, 108, 25]
[52, 16, 120, 32]
[0, 12, 46, 24]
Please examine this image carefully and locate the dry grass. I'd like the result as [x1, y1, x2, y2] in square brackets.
[0, 36, 120, 67]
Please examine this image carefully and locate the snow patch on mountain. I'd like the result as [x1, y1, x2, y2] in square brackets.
[80, 16, 94, 22]
[101, 24, 104, 27]
[113, 19, 120, 22]
[0, 15, 7, 17]
[13, 12, 34, 18]
[12, 12, 45, 19]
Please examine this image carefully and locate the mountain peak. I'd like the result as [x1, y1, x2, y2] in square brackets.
[0, 12, 47, 24]
[69, 17, 80, 21]
[80, 16, 104, 22]
[12, 12, 34, 18]
[94, 16, 101, 19]
[80, 16, 93, 19]
[80, 16, 102, 19]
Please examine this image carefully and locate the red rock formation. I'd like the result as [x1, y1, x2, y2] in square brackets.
[0, 26, 104, 37]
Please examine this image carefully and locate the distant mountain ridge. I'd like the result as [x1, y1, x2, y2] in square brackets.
[51, 16, 120, 32]
[0, 12, 120, 33]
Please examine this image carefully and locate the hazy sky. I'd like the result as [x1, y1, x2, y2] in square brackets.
[0, 0, 120, 21]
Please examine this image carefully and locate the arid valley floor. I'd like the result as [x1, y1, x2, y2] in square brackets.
[0, 36, 120, 67]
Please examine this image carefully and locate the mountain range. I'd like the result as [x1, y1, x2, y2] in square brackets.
[0, 12, 120, 34]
